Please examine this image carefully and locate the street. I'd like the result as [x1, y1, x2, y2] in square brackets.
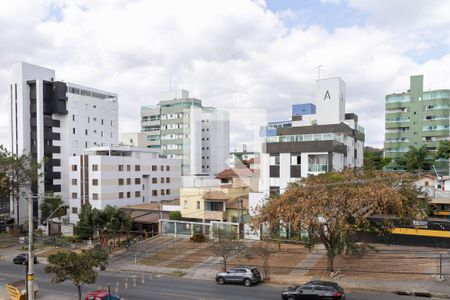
[0, 261, 443, 300]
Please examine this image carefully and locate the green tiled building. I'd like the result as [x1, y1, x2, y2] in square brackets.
[384, 75, 450, 160]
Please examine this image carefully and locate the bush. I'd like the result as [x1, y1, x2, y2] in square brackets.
[190, 233, 206, 243]
[169, 211, 182, 220]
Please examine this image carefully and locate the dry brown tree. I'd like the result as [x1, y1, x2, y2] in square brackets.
[254, 169, 426, 273]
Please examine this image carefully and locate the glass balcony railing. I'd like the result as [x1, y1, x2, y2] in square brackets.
[308, 164, 328, 172]
[266, 133, 343, 143]
[386, 95, 411, 103]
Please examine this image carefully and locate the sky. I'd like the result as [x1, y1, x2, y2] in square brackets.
[1, 0, 450, 150]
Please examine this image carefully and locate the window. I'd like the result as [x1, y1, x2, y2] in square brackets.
[166, 165, 170, 171]
[119, 192, 124, 199]
[166, 177, 170, 183]
[184, 200, 188, 208]
[85, 129, 88, 135]
[71, 192, 77, 199]
[135, 191, 141, 197]
[92, 193, 98, 200]
[291, 154, 301, 165]
[127, 165, 131, 171]
[71, 165, 77, 171]
[118, 178, 124, 185]
[71, 179, 77, 185]
[127, 192, 131, 198]
[160, 165, 164, 171]
[135, 165, 141, 171]
[166, 189, 170, 195]
[161, 189, 165, 196]
[85, 141, 88, 148]
[73, 128, 76, 134]
[127, 178, 131, 185]
[152, 178, 157, 184]
[161, 177, 165, 183]
[118, 165, 124, 171]
[135, 178, 141, 184]
[92, 164, 98, 171]
[72, 207, 78, 214]
[270, 155, 280, 166]
[72, 115, 76, 121]
[196, 201, 200, 209]
[101, 119, 104, 125]
[92, 179, 98, 186]
[152, 190, 157, 196]
[152, 165, 157, 171]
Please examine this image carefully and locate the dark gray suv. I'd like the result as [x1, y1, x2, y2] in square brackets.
[215, 267, 261, 287]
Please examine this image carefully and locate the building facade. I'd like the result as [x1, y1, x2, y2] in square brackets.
[119, 132, 147, 147]
[68, 146, 181, 223]
[384, 75, 450, 160]
[10, 62, 118, 223]
[140, 90, 230, 178]
[258, 77, 365, 195]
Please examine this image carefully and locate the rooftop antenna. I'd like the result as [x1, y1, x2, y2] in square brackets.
[316, 65, 323, 79]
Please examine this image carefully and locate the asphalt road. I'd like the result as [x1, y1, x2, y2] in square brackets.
[0, 261, 441, 300]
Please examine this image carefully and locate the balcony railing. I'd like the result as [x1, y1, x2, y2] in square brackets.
[308, 164, 328, 173]
[204, 210, 225, 220]
[266, 133, 343, 143]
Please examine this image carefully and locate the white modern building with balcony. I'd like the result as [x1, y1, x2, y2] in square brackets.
[68, 146, 181, 223]
[9, 62, 118, 223]
[257, 77, 365, 196]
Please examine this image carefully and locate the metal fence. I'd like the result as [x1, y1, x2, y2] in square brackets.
[159, 219, 239, 239]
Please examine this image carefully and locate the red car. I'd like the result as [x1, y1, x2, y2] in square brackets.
[85, 290, 121, 300]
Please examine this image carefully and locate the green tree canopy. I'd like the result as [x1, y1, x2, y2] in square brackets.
[40, 194, 66, 221]
[45, 248, 108, 300]
[436, 141, 450, 159]
[0, 145, 41, 223]
[398, 145, 432, 173]
[363, 147, 391, 171]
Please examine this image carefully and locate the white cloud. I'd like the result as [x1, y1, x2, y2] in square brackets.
[0, 0, 449, 152]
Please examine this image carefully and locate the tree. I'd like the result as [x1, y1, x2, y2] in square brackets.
[0, 145, 41, 223]
[254, 169, 426, 273]
[398, 146, 432, 173]
[436, 141, 450, 159]
[40, 193, 66, 221]
[169, 211, 182, 220]
[76, 203, 95, 240]
[252, 238, 276, 280]
[209, 228, 246, 272]
[363, 147, 390, 171]
[45, 248, 108, 300]
[76, 204, 132, 249]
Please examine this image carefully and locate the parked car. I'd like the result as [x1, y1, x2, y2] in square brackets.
[85, 290, 121, 300]
[281, 281, 345, 300]
[12, 253, 38, 265]
[215, 266, 261, 287]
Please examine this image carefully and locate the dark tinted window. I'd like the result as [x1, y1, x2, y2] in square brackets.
[301, 286, 313, 290]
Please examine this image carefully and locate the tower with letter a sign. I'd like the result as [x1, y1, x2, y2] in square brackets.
[314, 77, 346, 125]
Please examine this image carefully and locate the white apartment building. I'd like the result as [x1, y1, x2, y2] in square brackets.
[10, 62, 118, 223]
[69, 146, 181, 223]
[141, 90, 230, 185]
[257, 77, 365, 196]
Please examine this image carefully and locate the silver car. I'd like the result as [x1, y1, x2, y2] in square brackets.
[215, 267, 261, 287]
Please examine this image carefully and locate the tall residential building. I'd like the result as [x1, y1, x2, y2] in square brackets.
[384, 75, 450, 160]
[10, 62, 118, 223]
[69, 146, 181, 223]
[141, 90, 230, 179]
[257, 77, 365, 195]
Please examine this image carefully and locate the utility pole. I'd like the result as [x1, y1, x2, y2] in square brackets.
[27, 194, 35, 300]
